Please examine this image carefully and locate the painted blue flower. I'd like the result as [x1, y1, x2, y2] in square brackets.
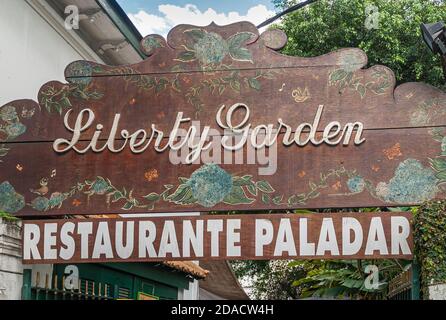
[0, 105, 18, 122]
[91, 177, 111, 195]
[48, 192, 66, 209]
[66, 61, 93, 86]
[187, 164, 233, 207]
[31, 197, 50, 212]
[347, 176, 366, 193]
[0, 181, 25, 214]
[384, 159, 438, 204]
[5, 122, 26, 138]
[194, 32, 229, 66]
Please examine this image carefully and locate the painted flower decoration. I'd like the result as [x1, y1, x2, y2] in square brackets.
[66, 61, 93, 86]
[176, 29, 255, 69]
[186, 164, 233, 207]
[0, 105, 19, 122]
[375, 182, 390, 199]
[338, 52, 364, 73]
[90, 177, 112, 195]
[31, 197, 50, 212]
[347, 176, 366, 194]
[48, 192, 66, 209]
[5, 122, 26, 138]
[0, 181, 25, 214]
[141, 35, 165, 56]
[381, 159, 438, 204]
[145, 169, 159, 182]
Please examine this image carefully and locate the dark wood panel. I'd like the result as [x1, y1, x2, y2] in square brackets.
[2, 127, 445, 217]
[21, 212, 413, 264]
[2, 68, 445, 144]
[2, 22, 446, 217]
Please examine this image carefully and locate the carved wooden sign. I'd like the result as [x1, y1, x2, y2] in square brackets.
[22, 212, 413, 264]
[1, 22, 446, 217]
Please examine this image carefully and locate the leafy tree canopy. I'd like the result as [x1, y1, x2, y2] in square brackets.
[273, 0, 446, 88]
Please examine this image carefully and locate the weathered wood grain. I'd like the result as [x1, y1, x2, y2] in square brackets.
[1, 22, 446, 217]
[1, 128, 444, 217]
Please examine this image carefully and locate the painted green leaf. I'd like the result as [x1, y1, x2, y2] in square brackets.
[223, 186, 254, 205]
[256, 180, 275, 193]
[179, 177, 189, 184]
[184, 29, 206, 42]
[230, 80, 241, 92]
[171, 64, 184, 72]
[172, 78, 181, 92]
[143, 37, 164, 50]
[228, 47, 253, 63]
[228, 32, 254, 50]
[248, 78, 261, 91]
[273, 195, 284, 205]
[92, 66, 103, 73]
[121, 202, 134, 211]
[246, 184, 258, 197]
[330, 69, 348, 83]
[233, 176, 253, 187]
[167, 184, 195, 205]
[177, 50, 196, 62]
[112, 191, 125, 203]
[144, 193, 161, 202]
[262, 193, 271, 204]
[180, 189, 198, 205]
[431, 158, 446, 172]
[436, 172, 446, 181]
[357, 84, 366, 98]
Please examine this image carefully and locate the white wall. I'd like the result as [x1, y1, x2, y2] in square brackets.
[0, 0, 84, 106]
[0, 0, 95, 300]
[0, 219, 23, 300]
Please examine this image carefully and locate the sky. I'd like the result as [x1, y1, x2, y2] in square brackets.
[116, 0, 278, 37]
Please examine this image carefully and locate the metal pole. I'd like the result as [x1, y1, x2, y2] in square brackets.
[442, 55, 446, 82]
[257, 0, 318, 29]
[411, 260, 421, 300]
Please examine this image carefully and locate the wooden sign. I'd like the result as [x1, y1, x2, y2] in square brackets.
[22, 212, 413, 264]
[1, 22, 446, 217]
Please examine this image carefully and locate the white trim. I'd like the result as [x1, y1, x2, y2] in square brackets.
[25, 0, 104, 63]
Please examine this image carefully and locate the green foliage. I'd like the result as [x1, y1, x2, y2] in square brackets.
[231, 260, 306, 299]
[0, 211, 20, 222]
[289, 260, 409, 299]
[231, 0, 446, 301]
[275, 0, 446, 89]
[414, 201, 446, 297]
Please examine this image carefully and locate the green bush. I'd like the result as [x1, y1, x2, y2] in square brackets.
[414, 201, 446, 297]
